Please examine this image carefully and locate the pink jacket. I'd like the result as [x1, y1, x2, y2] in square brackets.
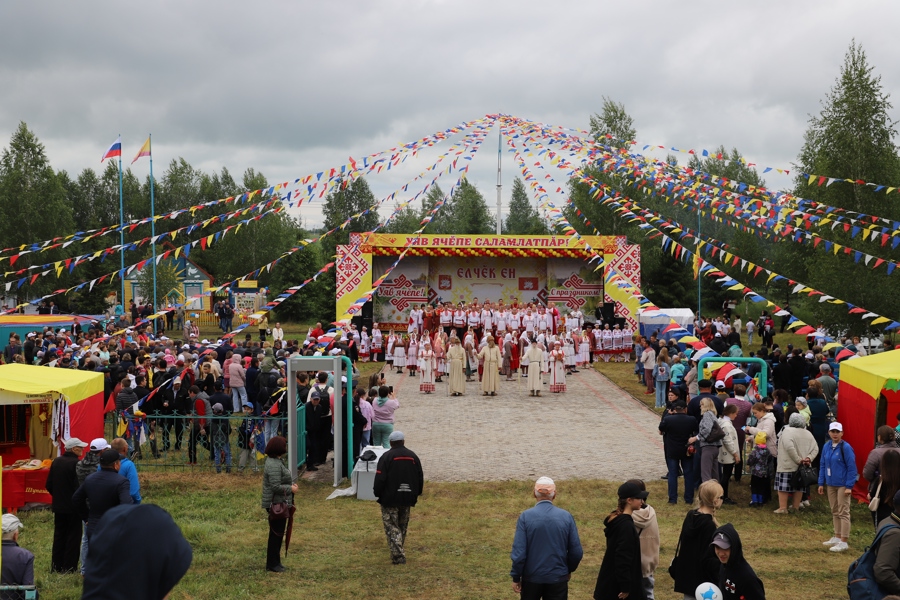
[228, 360, 247, 387]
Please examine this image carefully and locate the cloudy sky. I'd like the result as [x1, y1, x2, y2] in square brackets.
[1, 1, 897, 229]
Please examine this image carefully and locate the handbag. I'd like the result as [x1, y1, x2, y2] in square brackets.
[668, 536, 682, 578]
[269, 501, 289, 520]
[869, 479, 883, 512]
[791, 464, 819, 489]
[705, 419, 726, 443]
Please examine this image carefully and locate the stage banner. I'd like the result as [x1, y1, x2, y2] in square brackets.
[335, 235, 373, 321]
[372, 256, 429, 329]
[339, 234, 642, 330]
[605, 238, 641, 329]
[547, 258, 604, 314]
[429, 256, 546, 308]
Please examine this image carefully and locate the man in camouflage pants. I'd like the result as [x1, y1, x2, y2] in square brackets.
[373, 431, 424, 565]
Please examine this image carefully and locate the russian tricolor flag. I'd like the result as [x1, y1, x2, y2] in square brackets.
[101, 136, 122, 162]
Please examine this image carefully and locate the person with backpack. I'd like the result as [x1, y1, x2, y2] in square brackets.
[818, 422, 858, 553]
[872, 490, 900, 596]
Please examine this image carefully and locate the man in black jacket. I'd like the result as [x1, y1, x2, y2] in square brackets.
[305, 392, 328, 470]
[659, 402, 698, 505]
[72, 449, 133, 541]
[46, 437, 88, 573]
[373, 431, 424, 565]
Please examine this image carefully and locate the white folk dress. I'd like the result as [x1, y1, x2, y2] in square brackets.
[419, 349, 436, 393]
[549, 348, 567, 393]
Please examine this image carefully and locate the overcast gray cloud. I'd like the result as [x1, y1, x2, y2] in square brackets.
[1, 0, 897, 228]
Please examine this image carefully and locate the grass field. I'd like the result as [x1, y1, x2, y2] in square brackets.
[21, 327, 861, 598]
[18, 472, 868, 600]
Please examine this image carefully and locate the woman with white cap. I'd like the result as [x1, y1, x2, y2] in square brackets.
[818, 422, 858, 552]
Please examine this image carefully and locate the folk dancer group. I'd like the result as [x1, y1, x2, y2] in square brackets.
[378, 300, 633, 398]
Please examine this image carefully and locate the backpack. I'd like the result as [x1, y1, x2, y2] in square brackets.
[848, 523, 900, 599]
[310, 384, 329, 403]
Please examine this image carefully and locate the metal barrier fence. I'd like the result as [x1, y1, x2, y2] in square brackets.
[0, 586, 38, 600]
[104, 412, 295, 472]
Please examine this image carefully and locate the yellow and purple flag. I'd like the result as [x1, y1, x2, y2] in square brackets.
[131, 137, 151, 164]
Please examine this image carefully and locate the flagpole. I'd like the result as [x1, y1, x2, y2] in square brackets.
[117, 135, 125, 311]
[149, 134, 158, 335]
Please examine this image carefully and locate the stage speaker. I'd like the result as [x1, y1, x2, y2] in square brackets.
[600, 302, 615, 322]
[351, 301, 374, 333]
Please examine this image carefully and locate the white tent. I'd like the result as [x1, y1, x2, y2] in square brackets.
[638, 308, 696, 338]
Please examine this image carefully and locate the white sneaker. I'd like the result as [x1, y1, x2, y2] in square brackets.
[801, 500, 811, 508]
[830, 541, 849, 552]
[822, 537, 841, 546]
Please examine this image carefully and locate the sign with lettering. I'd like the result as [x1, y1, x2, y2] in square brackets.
[361, 233, 620, 252]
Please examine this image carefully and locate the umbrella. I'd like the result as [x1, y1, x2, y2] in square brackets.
[836, 348, 856, 361]
[692, 347, 718, 360]
[823, 342, 844, 351]
[794, 325, 817, 335]
[678, 335, 700, 343]
[284, 503, 297, 555]
[662, 323, 684, 334]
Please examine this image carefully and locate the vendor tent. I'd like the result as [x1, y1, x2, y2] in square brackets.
[836, 349, 900, 500]
[0, 314, 98, 353]
[0, 364, 105, 464]
[638, 308, 695, 340]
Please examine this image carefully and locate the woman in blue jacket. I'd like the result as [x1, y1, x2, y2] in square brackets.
[817, 422, 857, 553]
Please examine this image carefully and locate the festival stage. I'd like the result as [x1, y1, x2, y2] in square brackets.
[336, 234, 641, 331]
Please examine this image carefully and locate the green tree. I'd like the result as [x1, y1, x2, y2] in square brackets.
[792, 41, 900, 332]
[134, 257, 182, 308]
[380, 202, 423, 234]
[268, 240, 332, 324]
[321, 176, 380, 260]
[503, 177, 548, 234]
[419, 184, 451, 234]
[589, 96, 637, 147]
[441, 179, 495, 234]
[319, 177, 380, 322]
[0, 122, 74, 302]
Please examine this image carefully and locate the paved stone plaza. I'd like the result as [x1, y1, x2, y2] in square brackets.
[381, 366, 665, 483]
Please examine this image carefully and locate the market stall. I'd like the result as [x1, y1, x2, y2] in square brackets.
[836, 350, 900, 501]
[1, 364, 104, 510]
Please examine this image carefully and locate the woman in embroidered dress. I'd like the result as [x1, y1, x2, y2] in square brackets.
[392, 334, 407, 374]
[549, 341, 567, 393]
[419, 340, 436, 394]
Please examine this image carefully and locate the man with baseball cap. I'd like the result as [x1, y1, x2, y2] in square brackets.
[1, 513, 35, 591]
[72, 449, 133, 541]
[373, 431, 424, 565]
[510, 477, 583, 599]
[45, 437, 88, 572]
[74, 438, 109, 575]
